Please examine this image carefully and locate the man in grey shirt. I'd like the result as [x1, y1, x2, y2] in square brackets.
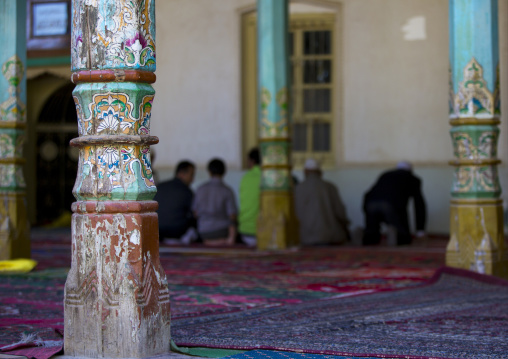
[192, 158, 238, 246]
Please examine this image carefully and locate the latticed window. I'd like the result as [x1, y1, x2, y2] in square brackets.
[289, 20, 334, 166]
[242, 13, 337, 168]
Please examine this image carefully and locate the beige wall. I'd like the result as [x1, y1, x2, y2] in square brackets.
[152, 0, 455, 169]
[153, 0, 253, 170]
[341, 0, 451, 164]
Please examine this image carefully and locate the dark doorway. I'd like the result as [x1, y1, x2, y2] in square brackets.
[36, 82, 78, 225]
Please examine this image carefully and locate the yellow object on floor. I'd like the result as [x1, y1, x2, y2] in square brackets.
[43, 211, 72, 229]
[0, 259, 37, 273]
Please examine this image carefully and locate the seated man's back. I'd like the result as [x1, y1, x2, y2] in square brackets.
[193, 158, 237, 246]
[295, 159, 350, 245]
[238, 148, 261, 247]
[155, 161, 195, 241]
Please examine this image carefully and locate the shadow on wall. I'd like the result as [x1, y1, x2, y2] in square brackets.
[26, 75, 78, 226]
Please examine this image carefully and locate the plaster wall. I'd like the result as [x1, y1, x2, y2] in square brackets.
[341, 0, 451, 164]
[152, 0, 455, 168]
[152, 0, 253, 169]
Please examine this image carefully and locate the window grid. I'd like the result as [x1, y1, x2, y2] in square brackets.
[290, 19, 335, 167]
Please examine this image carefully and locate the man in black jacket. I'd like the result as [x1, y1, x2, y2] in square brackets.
[154, 160, 196, 242]
[362, 161, 426, 246]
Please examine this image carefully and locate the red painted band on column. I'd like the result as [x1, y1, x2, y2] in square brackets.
[71, 70, 156, 84]
[70, 135, 159, 147]
[72, 201, 158, 214]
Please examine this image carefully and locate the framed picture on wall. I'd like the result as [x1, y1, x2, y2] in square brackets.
[26, 0, 71, 58]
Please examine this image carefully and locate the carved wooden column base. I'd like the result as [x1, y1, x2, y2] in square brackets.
[447, 199, 508, 279]
[64, 201, 170, 358]
[257, 191, 299, 250]
[0, 193, 30, 260]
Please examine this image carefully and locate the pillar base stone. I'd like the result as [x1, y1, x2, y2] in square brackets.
[257, 191, 299, 250]
[447, 199, 508, 279]
[64, 200, 170, 358]
[0, 193, 30, 260]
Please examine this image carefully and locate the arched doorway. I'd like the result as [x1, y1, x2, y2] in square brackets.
[35, 82, 78, 225]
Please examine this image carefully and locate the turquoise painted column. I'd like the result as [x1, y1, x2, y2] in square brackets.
[447, 0, 507, 278]
[256, 0, 299, 250]
[64, 1, 170, 357]
[0, 1, 30, 260]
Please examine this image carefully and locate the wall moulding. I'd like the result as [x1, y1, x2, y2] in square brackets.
[237, 0, 340, 15]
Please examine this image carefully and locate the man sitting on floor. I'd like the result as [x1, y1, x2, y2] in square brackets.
[154, 160, 196, 244]
[238, 148, 261, 247]
[193, 158, 238, 246]
[295, 158, 350, 245]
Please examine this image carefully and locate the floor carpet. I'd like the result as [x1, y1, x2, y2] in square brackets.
[22, 229, 444, 318]
[222, 351, 387, 359]
[172, 267, 508, 359]
[162, 247, 442, 318]
[0, 229, 446, 358]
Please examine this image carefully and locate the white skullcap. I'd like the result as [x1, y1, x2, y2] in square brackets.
[396, 161, 413, 171]
[304, 158, 320, 170]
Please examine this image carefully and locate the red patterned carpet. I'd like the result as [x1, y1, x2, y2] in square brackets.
[0, 228, 446, 358]
[172, 267, 508, 359]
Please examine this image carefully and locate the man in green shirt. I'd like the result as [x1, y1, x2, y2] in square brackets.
[238, 148, 261, 247]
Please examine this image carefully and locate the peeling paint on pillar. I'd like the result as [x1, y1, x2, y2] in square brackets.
[447, 0, 508, 278]
[65, 202, 170, 357]
[256, 0, 299, 250]
[64, 0, 170, 357]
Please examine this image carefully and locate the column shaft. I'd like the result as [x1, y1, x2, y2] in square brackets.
[256, 0, 299, 250]
[64, 1, 170, 357]
[0, 1, 30, 260]
[447, 0, 507, 278]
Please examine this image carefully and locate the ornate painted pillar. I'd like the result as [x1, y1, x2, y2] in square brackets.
[0, 1, 30, 260]
[447, 0, 507, 278]
[64, 1, 171, 357]
[256, 0, 299, 250]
